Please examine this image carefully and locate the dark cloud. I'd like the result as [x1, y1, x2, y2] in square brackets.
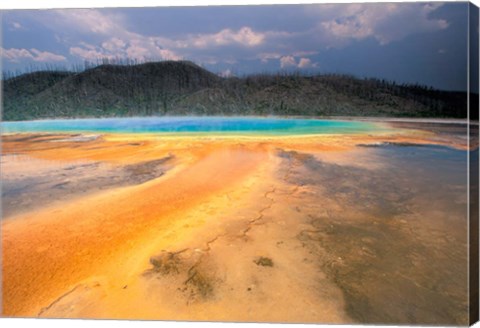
[1, 2, 470, 90]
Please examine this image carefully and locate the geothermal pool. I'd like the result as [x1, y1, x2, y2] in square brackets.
[2, 116, 387, 135]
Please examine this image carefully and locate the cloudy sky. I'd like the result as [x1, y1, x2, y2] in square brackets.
[1, 2, 475, 90]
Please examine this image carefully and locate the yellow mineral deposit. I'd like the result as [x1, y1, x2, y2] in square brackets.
[1, 124, 470, 324]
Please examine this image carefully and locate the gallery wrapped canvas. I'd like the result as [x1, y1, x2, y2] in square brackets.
[1, 1, 479, 326]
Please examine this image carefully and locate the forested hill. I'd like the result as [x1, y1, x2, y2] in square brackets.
[2, 60, 471, 121]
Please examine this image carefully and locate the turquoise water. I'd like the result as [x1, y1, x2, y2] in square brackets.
[2, 117, 385, 135]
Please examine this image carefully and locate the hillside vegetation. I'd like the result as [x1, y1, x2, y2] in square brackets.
[2, 60, 471, 121]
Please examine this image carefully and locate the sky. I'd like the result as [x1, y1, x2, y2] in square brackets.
[1, 1, 477, 91]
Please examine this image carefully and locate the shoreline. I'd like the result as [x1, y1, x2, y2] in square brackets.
[320, 116, 474, 125]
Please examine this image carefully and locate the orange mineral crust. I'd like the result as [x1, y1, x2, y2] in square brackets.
[1, 128, 470, 324]
[2, 139, 268, 315]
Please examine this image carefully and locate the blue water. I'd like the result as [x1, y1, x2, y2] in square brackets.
[376, 144, 468, 185]
[1, 117, 386, 135]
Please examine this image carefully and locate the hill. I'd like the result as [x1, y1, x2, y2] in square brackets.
[2, 60, 471, 121]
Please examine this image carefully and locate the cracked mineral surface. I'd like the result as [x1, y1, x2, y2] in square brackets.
[1, 122, 472, 325]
